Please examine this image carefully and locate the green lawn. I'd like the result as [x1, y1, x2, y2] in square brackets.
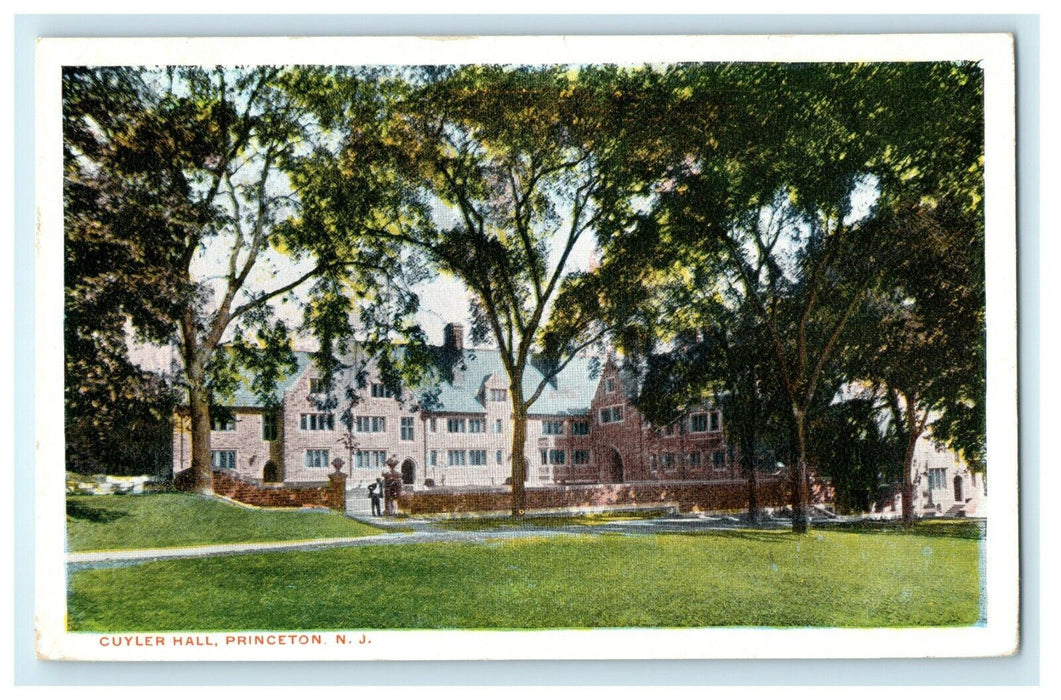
[66, 493, 383, 551]
[68, 528, 982, 630]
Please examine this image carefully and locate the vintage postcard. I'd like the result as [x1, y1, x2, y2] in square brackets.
[35, 34, 1018, 661]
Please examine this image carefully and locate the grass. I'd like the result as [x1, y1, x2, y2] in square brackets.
[814, 518, 986, 540]
[66, 493, 384, 552]
[432, 509, 673, 531]
[68, 527, 982, 631]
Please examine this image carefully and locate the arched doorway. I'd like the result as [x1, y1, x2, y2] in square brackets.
[262, 460, 280, 483]
[401, 458, 416, 485]
[953, 475, 963, 503]
[605, 447, 624, 484]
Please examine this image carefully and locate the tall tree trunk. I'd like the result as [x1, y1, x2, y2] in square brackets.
[900, 399, 924, 526]
[179, 317, 213, 494]
[791, 406, 810, 533]
[741, 383, 760, 525]
[509, 380, 527, 517]
[901, 432, 918, 525]
[743, 447, 759, 526]
[186, 383, 213, 494]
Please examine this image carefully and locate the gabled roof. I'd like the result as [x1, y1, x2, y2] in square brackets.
[600, 356, 642, 403]
[224, 352, 314, 408]
[420, 347, 598, 416]
[215, 347, 600, 417]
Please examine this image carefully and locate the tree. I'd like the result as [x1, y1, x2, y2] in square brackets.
[64, 67, 194, 476]
[809, 391, 902, 514]
[588, 62, 985, 532]
[295, 65, 663, 515]
[63, 66, 422, 493]
[846, 200, 986, 522]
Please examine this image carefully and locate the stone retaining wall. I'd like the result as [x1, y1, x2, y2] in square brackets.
[176, 468, 346, 511]
[401, 477, 796, 515]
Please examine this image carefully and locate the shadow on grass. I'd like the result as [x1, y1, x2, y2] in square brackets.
[66, 500, 128, 523]
[670, 529, 796, 543]
[814, 519, 985, 540]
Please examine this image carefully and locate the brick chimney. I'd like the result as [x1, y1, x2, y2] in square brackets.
[443, 323, 464, 352]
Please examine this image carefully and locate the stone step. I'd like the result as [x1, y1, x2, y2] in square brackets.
[346, 487, 378, 515]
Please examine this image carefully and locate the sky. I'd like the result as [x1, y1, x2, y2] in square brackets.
[128, 190, 600, 374]
[124, 61, 878, 373]
[129, 170, 878, 376]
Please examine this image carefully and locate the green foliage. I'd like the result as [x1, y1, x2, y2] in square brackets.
[810, 396, 903, 513]
[64, 66, 441, 488]
[63, 67, 189, 475]
[860, 201, 986, 471]
[64, 61, 987, 500]
[586, 62, 986, 519]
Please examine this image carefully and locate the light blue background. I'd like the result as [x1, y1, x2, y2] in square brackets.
[14, 13, 1040, 686]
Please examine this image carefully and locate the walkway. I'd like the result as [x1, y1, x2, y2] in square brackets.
[65, 512, 806, 570]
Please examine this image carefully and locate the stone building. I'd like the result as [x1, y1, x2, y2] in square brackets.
[172, 324, 739, 490]
[875, 433, 987, 518]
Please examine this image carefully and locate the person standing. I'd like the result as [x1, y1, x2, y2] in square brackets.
[368, 481, 382, 516]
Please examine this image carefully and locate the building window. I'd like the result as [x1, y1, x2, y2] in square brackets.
[301, 413, 334, 431]
[447, 450, 467, 467]
[262, 411, 278, 441]
[429, 417, 437, 433]
[571, 421, 589, 436]
[712, 450, 726, 471]
[599, 406, 623, 424]
[687, 452, 701, 468]
[928, 468, 947, 490]
[309, 378, 325, 394]
[469, 450, 487, 466]
[573, 450, 590, 465]
[690, 413, 708, 433]
[400, 417, 414, 441]
[494, 418, 504, 433]
[541, 449, 548, 465]
[210, 410, 235, 432]
[649, 454, 657, 474]
[495, 449, 503, 465]
[447, 418, 466, 433]
[354, 450, 386, 470]
[370, 383, 395, 399]
[605, 377, 616, 393]
[355, 416, 386, 433]
[468, 418, 486, 433]
[709, 411, 721, 432]
[305, 449, 330, 469]
[489, 388, 507, 402]
[429, 450, 438, 467]
[542, 420, 564, 435]
[548, 449, 566, 465]
[663, 453, 676, 471]
[211, 450, 236, 470]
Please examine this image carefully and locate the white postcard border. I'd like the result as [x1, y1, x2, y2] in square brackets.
[35, 33, 1019, 662]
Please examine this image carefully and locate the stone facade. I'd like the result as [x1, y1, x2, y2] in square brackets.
[564, 360, 739, 485]
[877, 434, 987, 518]
[172, 326, 739, 492]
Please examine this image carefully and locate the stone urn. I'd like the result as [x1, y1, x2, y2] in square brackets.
[383, 454, 402, 516]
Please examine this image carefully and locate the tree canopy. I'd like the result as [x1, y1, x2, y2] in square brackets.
[64, 61, 986, 525]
